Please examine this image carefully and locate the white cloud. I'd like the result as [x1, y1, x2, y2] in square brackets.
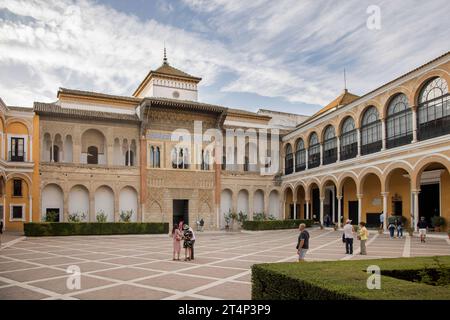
[0, 0, 448, 113]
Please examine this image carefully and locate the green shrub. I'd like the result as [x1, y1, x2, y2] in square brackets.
[253, 213, 266, 221]
[242, 219, 313, 231]
[252, 256, 450, 300]
[431, 216, 446, 227]
[43, 210, 59, 222]
[24, 222, 169, 236]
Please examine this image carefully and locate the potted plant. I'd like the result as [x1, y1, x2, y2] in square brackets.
[120, 210, 133, 223]
[96, 210, 108, 223]
[431, 216, 446, 232]
[224, 210, 232, 231]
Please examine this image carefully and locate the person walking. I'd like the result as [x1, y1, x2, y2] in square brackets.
[379, 211, 385, 230]
[417, 216, 428, 243]
[358, 222, 369, 255]
[182, 225, 193, 261]
[388, 219, 396, 239]
[343, 219, 354, 255]
[171, 225, 182, 261]
[397, 218, 404, 239]
[199, 218, 204, 232]
[188, 225, 196, 260]
[296, 223, 310, 262]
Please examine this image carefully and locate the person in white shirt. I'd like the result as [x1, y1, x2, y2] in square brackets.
[343, 219, 355, 255]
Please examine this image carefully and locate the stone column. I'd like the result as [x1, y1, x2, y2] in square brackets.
[382, 192, 389, 231]
[293, 201, 297, 220]
[357, 194, 363, 224]
[320, 197, 325, 225]
[89, 193, 95, 222]
[305, 149, 309, 170]
[381, 119, 386, 150]
[263, 192, 270, 218]
[412, 190, 420, 232]
[305, 200, 310, 219]
[63, 191, 69, 222]
[50, 139, 54, 162]
[28, 195, 33, 222]
[114, 191, 120, 222]
[248, 191, 254, 221]
[337, 195, 343, 228]
[412, 106, 418, 143]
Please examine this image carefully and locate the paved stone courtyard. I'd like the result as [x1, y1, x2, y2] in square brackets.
[0, 229, 449, 300]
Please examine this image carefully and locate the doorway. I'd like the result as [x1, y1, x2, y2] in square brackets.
[173, 200, 189, 226]
[348, 201, 358, 224]
[419, 183, 440, 226]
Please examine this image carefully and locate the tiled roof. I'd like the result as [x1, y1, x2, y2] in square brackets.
[143, 97, 227, 114]
[34, 102, 140, 122]
[58, 88, 142, 104]
[153, 62, 201, 81]
[311, 89, 360, 118]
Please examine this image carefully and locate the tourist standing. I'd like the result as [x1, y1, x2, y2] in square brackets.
[171, 225, 182, 261]
[379, 211, 385, 230]
[417, 216, 428, 243]
[189, 225, 196, 260]
[397, 218, 404, 239]
[358, 222, 369, 255]
[199, 218, 204, 232]
[182, 225, 193, 261]
[296, 223, 310, 262]
[388, 220, 396, 239]
[343, 219, 354, 255]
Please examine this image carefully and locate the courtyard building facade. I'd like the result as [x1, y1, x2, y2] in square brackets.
[0, 51, 449, 232]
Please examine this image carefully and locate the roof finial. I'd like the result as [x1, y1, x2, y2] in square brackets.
[343, 68, 348, 92]
[163, 42, 168, 65]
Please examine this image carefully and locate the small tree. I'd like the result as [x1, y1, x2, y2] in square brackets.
[120, 210, 133, 223]
[43, 211, 59, 222]
[96, 210, 108, 223]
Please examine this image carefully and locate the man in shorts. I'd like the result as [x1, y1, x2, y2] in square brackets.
[417, 216, 428, 243]
[296, 223, 310, 262]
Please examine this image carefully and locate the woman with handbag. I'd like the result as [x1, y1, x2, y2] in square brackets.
[358, 221, 369, 255]
[171, 225, 182, 261]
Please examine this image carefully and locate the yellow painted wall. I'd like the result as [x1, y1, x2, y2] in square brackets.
[343, 179, 357, 221]
[362, 175, 382, 221]
[441, 170, 450, 227]
[4, 177, 30, 231]
[388, 170, 411, 223]
[32, 115, 40, 224]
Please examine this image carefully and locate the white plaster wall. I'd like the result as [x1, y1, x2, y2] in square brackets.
[237, 190, 249, 214]
[269, 191, 280, 219]
[119, 187, 138, 222]
[253, 190, 264, 214]
[68, 186, 89, 220]
[220, 189, 232, 228]
[41, 184, 64, 221]
[95, 186, 114, 222]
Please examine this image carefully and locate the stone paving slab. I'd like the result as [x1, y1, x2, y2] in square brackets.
[0, 229, 449, 300]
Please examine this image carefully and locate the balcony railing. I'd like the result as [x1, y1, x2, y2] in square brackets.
[308, 153, 320, 169]
[8, 152, 26, 162]
[387, 133, 413, 149]
[418, 115, 450, 141]
[323, 148, 337, 165]
[295, 163, 306, 172]
[361, 140, 382, 156]
[340, 143, 358, 161]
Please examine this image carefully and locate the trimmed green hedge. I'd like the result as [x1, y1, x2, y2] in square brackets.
[24, 222, 169, 236]
[242, 219, 313, 231]
[252, 256, 450, 300]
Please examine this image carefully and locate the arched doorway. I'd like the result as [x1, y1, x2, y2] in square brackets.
[42, 184, 64, 222]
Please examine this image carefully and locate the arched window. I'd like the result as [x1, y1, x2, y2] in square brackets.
[340, 117, 357, 160]
[361, 107, 382, 155]
[150, 146, 155, 167]
[308, 133, 320, 169]
[323, 126, 337, 165]
[284, 144, 293, 175]
[295, 139, 306, 172]
[201, 150, 210, 171]
[386, 93, 412, 148]
[87, 146, 98, 164]
[155, 147, 160, 168]
[418, 77, 449, 140]
[52, 145, 60, 163]
[125, 150, 134, 166]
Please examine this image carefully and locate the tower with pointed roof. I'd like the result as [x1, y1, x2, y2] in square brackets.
[133, 48, 202, 101]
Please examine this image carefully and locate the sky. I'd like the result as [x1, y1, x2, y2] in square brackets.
[0, 0, 449, 115]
